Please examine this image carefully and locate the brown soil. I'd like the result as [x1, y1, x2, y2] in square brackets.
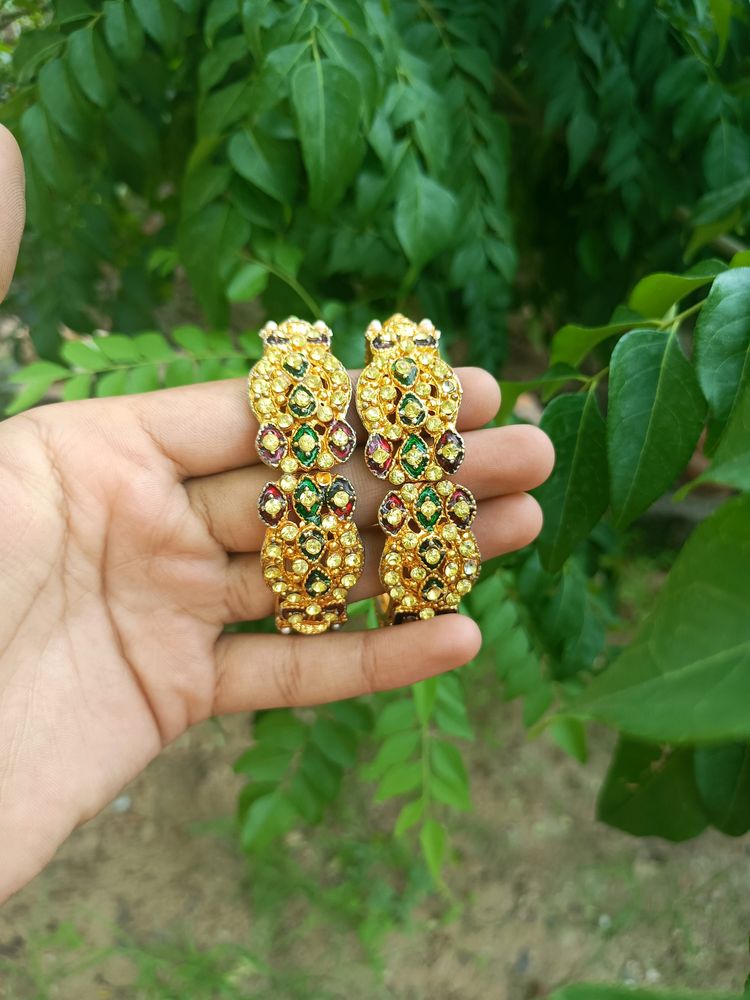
[1, 704, 748, 1000]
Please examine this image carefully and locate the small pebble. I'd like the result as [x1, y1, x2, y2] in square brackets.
[111, 795, 132, 814]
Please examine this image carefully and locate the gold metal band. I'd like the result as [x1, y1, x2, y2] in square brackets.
[356, 314, 480, 624]
[249, 317, 363, 635]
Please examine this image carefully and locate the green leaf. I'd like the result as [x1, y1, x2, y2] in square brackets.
[608, 329, 706, 527]
[227, 263, 269, 302]
[5, 380, 54, 416]
[233, 743, 294, 781]
[628, 259, 725, 319]
[499, 364, 586, 422]
[132, 0, 182, 52]
[374, 698, 417, 737]
[549, 718, 588, 763]
[134, 332, 174, 362]
[291, 60, 365, 214]
[310, 717, 358, 769]
[21, 105, 75, 193]
[429, 740, 470, 811]
[95, 370, 128, 397]
[366, 730, 420, 779]
[566, 108, 598, 183]
[38, 59, 90, 143]
[413, 677, 438, 726]
[692, 176, 750, 226]
[61, 340, 109, 371]
[375, 761, 422, 802]
[227, 128, 299, 204]
[199, 35, 248, 92]
[9, 361, 69, 384]
[126, 366, 160, 394]
[695, 743, 750, 836]
[395, 171, 459, 270]
[570, 495, 750, 743]
[597, 739, 708, 842]
[698, 378, 750, 491]
[240, 791, 298, 851]
[694, 268, 750, 445]
[711, 0, 732, 63]
[178, 203, 250, 323]
[103, 1, 145, 62]
[534, 391, 608, 572]
[550, 319, 641, 368]
[172, 325, 207, 354]
[67, 26, 117, 108]
[394, 799, 424, 838]
[253, 710, 308, 750]
[96, 334, 141, 364]
[419, 818, 447, 882]
[62, 373, 93, 401]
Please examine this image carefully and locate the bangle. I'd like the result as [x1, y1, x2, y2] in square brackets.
[356, 314, 480, 624]
[248, 317, 363, 635]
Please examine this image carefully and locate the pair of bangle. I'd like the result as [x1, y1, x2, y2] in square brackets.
[248, 315, 479, 635]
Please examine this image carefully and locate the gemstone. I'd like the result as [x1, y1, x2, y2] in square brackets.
[398, 391, 426, 427]
[419, 537, 445, 568]
[292, 424, 320, 466]
[305, 569, 331, 597]
[292, 559, 309, 575]
[378, 492, 407, 535]
[393, 612, 419, 625]
[425, 416, 443, 434]
[328, 420, 356, 463]
[447, 487, 477, 527]
[256, 423, 286, 466]
[294, 477, 323, 522]
[400, 434, 429, 478]
[415, 485, 442, 530]
[392, 357, 418, 387]
[283, 353, 308, 378]
[435, 429, 465, 473]
[288, 384, 316, 417]
[299, 528, 325, 561]
[422, 577, 445, 602]
[365, 433, 394, 478]
[326, 476, 355, 518]
[258, 483, 286, 526]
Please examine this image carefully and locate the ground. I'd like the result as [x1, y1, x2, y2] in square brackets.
[1, 700, 748, 1000]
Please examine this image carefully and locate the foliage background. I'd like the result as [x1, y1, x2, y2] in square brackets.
[2, 0, 750, 996]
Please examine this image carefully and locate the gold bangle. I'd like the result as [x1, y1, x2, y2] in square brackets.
[356, 314, 480, 624]
[248, 317, 363, 635]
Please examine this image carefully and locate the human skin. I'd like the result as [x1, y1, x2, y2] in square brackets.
[0, 124, 554, 903]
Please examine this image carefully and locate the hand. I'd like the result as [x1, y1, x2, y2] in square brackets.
[0, 125, 554, 902]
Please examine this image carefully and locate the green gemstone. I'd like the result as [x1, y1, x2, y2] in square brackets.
[305, 568, 331, 597]
[292, 424, 320, 466]
[400, 434, 429, 478]
[299, 528, 325, 562]
[398, 391, 426, 427]
[284, 353, 309, 379]
[415, 485, 442, 530]
[294, 477, 323, 523]
[288, 384, 316, 417]
[392, 357, 418, 387]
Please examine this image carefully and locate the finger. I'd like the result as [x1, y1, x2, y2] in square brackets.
[187, 424, 553, 553]
[132, 367, 500, 478]
[223, 491, 543, 622]
[213, 614, 482, 712]
[0, 125, 25, 302]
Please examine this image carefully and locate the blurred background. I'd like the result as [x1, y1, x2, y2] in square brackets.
[1, 1, 750, 998]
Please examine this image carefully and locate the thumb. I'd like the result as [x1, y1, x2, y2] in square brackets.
[0, 124, 25, 304]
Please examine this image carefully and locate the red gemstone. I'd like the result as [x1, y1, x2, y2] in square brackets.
[365, 433, 394, 478]
[258, 483, 287, 526]
[435, 429, 465, 474]
[326, 476, 356, 519]
[256, 423, 286, 466]
[328, 420, 356, 463]
[378, 492, 407, 535]
[447, 487, 476, 528]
